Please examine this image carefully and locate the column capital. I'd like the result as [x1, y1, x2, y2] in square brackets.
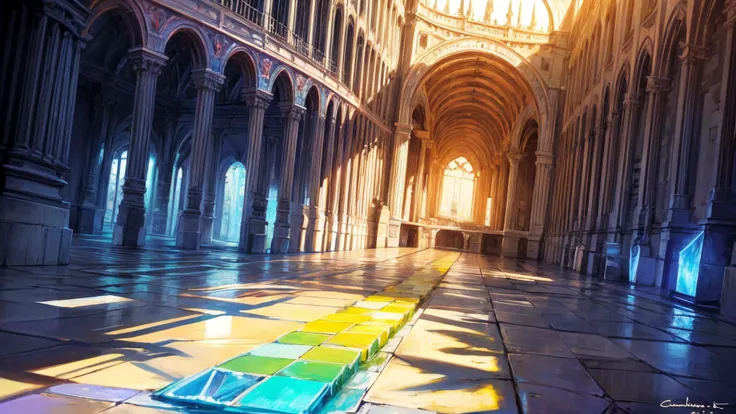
[394, 122, 412, 135]
[506, 151, 523, 165]
[680, 44, 709, 63]
[192, 68, 225, 92]
[535, 151, 554, 165]
[279, 103, 306, 120]
[646, 76, 671, 94]
[624, 94, 640, 109]
[413, 129, 430, 140]
[243, 89, 273, 109]
[127, 47, 168, 75]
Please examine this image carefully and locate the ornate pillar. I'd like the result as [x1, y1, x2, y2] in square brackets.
[326, 114, 346, 251]
[665, 45, 708, 224]
[609, 95, 640, 237]
[201, 129, 225, 245]
[305, 114, 327, 252]
[489, 164, 499, 228]
[271, 103, 306, 254]
[502, 151, 523, 257]
[176, 69, 224, 250]
[503, 152, 523, 231]
[0, 0, 88, 265]
[78, 92, 117, 234]
[317, 114, 337, 250]
[152, 115, 176, 236]
[238, 90, 272, 253]
[386, 123, 411, 247]
[412, 133, 428, 221]
[113, 48, 168, 248]
[527, 151, 554, 259]
[337, 114, 355, 250]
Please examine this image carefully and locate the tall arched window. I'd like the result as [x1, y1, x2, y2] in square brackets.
[439, 156, 475, 220]
[220, 162, 246, 242]
[104, 150, 128, 228]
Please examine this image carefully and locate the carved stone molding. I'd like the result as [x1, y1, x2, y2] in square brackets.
[128, 47, 168, 76]
[191, 68, 225, 92]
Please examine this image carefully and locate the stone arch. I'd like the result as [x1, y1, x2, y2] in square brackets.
[222, 46, 258, 87]
[85, 0, 146, 47]
[269, 67, 296, 103]
[511, 104, 539, 151]
[295, 74, 318, 107]
[633, 37, 654, 92]
[160, 22, 211, 70]
[615, 63, 630, 104]
[690, 0, 723, 47]
[656, 4, 687, 78]
[399, 37, 552, 151]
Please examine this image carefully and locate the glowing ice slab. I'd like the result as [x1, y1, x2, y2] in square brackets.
[154, 368, 262, 407]
[676, 231, 704, 298]
[235, 376, 329, 414]
[38, 295, 135, 308]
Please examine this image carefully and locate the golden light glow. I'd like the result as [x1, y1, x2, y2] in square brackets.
[428, 0, 551, 32]
[440, 157, 475, 220]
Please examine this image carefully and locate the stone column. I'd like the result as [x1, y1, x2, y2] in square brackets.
[176, 69, 224, 250]
[503, 152, 523, 231]
[338, 117, 356, 250]
[238, 90, 272, 253]
[489, 164, 499, 228]
[665, 45, 708, 224]
[386, 124, 411, 247]
[0, 0, 88, 265]
[113, 48, 168, 248]
[271, 103, 306, 254]
[305, 114, 326, 252]
[326, 115, 346, 251]
[629, 77, 669, 284]
[412, 134, 428, 222]
[201, 129, 225, 246]
[526, 151, 554, 259]
[78, 92, 117, 234]
[152, 116, 176, 235]
[317, 115, 337, 251]
[609, 96, 640, 236]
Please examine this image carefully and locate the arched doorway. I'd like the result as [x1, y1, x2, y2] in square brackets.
[103, 150, 156, 232]
[219, 162, 246, 242]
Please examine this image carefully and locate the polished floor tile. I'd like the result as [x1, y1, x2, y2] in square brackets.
[2, 238, 736, 413]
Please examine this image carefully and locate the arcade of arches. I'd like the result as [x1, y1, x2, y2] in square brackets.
[4, 0, 736, 310]
[4, 0, 736, 411]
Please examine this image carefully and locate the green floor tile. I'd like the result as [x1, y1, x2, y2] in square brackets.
[301, 346, 361, 368]
[278, 331, 332, 346]
[318, 388, 365, 413]
[219, 354, 294, 376]
[277, 360, 346, 384]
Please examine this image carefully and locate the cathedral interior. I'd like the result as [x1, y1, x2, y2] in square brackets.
[2, 0, 736, 412]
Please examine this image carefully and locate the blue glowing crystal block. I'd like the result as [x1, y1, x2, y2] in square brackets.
[153, 367, 263, 407]
[676, 231, 704, 298]
[629, 243, 640, 284]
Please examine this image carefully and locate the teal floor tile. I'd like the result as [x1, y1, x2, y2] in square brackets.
[318, 388, 365, 413]
[236, 376, 329, 414]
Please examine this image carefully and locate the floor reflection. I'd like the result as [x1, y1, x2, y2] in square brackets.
[0, 236, 735, 413]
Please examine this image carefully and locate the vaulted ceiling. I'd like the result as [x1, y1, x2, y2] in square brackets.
[420, 52, 534, 169]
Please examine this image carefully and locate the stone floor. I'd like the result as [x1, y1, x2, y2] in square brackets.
[1, 235, 736, 413]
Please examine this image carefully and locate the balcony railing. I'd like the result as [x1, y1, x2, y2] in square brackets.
[210, 0, 361, 96]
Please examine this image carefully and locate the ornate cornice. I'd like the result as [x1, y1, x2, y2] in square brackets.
[127, 47, 168, 76]
[191, 68, 225, 92]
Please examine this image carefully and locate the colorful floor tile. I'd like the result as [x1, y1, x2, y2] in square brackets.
[235, 376, 329, 413]
[218, 354, 294, 375]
